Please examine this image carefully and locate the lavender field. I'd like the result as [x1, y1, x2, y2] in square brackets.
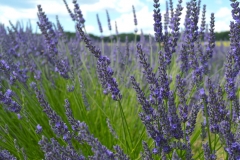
[0, 0, 240, 159]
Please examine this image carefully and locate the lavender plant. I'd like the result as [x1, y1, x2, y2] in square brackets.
[0, 0, 240, 159]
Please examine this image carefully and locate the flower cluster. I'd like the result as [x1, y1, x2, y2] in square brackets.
[1, 0, 240, 159]
[0, 89, 21, 113]
[76, 20, 122, 101]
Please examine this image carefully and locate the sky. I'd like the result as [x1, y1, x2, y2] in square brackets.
[0, 0, 233, 36]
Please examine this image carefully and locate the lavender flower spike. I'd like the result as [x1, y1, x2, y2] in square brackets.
[73, 0, 85, 27]
[153, 0, 163, 42]
[106, 10, 112, 31]
[0, 149, 17, 160]
[168, 91, 183, 139]
[62, 0, 75, 21]
[206, 13, 215, 59]
[132, 5, 138, 33]
[0, 89, 21, 113]
[96, 14, 103, 34]
[76, 18, 122, 101]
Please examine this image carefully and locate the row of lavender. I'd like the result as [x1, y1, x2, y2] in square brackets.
[0, 0, 239, 159]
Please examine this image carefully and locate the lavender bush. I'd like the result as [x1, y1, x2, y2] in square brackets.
[0, 0, 239, 159]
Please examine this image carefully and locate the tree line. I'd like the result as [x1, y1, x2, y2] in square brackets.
[65, 31, 230, 42]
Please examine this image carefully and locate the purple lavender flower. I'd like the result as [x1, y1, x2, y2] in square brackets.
[17, 114, 21, 119]
[199, 5, 206, 36]
[225, 49, 237, 101]
[106, 10, 112, 31]
[190, 0, 200, 41]
[230, 0, 240, 23]
[132, 5, 137, 26]
[96, 14, 103, 34]
[219, 120, 240, 159]
[76, 21, 122, 101]
[136, 43, 157, 85]
[0, 60, 10, 72]
[164, 0, 183, 65]
[78, 74, 90, 110]
[63, 0, 76, 21]
[142, 141, 153, 160]
[169, 0, 174, 19]
[37, 5, 58, 57]
[106, 119, 118, 139]
[206, 13, 215, 59]
[153, 0, 163, 42]
[186, 104, 200, 136]
[36, 124, 43, 134]
[203, 143, 217, 160]
[73, 0, 85, 27]
[222, 17, 240, 150]
[180, 0, 201, 73]
[97, 56, 122, 101]
[158, 51, 170, 99]
[37, 5, 69, 78]
[168, 91, 183, 139]
[0, 149, 17, 160]
[132, 5, 138, 33]
[176, 75, 188, 122]
[207, 79, 227, 133]
[163, 1, 169, 33]
[229, 22, 240, 77]
[172, 150, 180, 160]
[64, 99, 118, 159]
[32, 84, 72, 143]
[56, 15, 66, 40]
[39, 136, 85, 160]
[130, 76, 154, 115]
[0, 90, 21, 113]
[113, 145, 129, 160]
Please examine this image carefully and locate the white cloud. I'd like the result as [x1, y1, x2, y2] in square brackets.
[0, 0, 77, 32]
[31, 0, 69, 16]
[215, 7, 232, 32]
[81, 0, 145, 13]
[0, 5, 37, 25]
[0, 0, 232, 34]
[111, 6, 156, 35]
[215, 21, 230, 32]
[85, 25, 96, 33]
[215, 7, 231, 19]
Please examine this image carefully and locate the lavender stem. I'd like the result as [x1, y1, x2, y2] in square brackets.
[118, 101, 133, 152]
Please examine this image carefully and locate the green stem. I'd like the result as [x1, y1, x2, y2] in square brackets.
[204, 100, 212, 154]
[213, 133, 217, 151]
[101, 37, 104, 55]
[226, 101, 233, 160]
[182, 121, 187, 159]
[83, 26, 87, 34]
[118, 101, 133, 151]
[229, 101, 233, 129]
[110, 38, 113, 68]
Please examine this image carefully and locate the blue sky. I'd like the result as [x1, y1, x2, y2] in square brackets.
[0, 0, 233, 36]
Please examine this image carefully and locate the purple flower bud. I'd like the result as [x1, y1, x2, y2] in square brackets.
[17, 114, 22, 120]
[4, 89, 13, 98]
[199, 88, 205, 96]
[36, 124, 43, 134]
[152, 148, 158, 154]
